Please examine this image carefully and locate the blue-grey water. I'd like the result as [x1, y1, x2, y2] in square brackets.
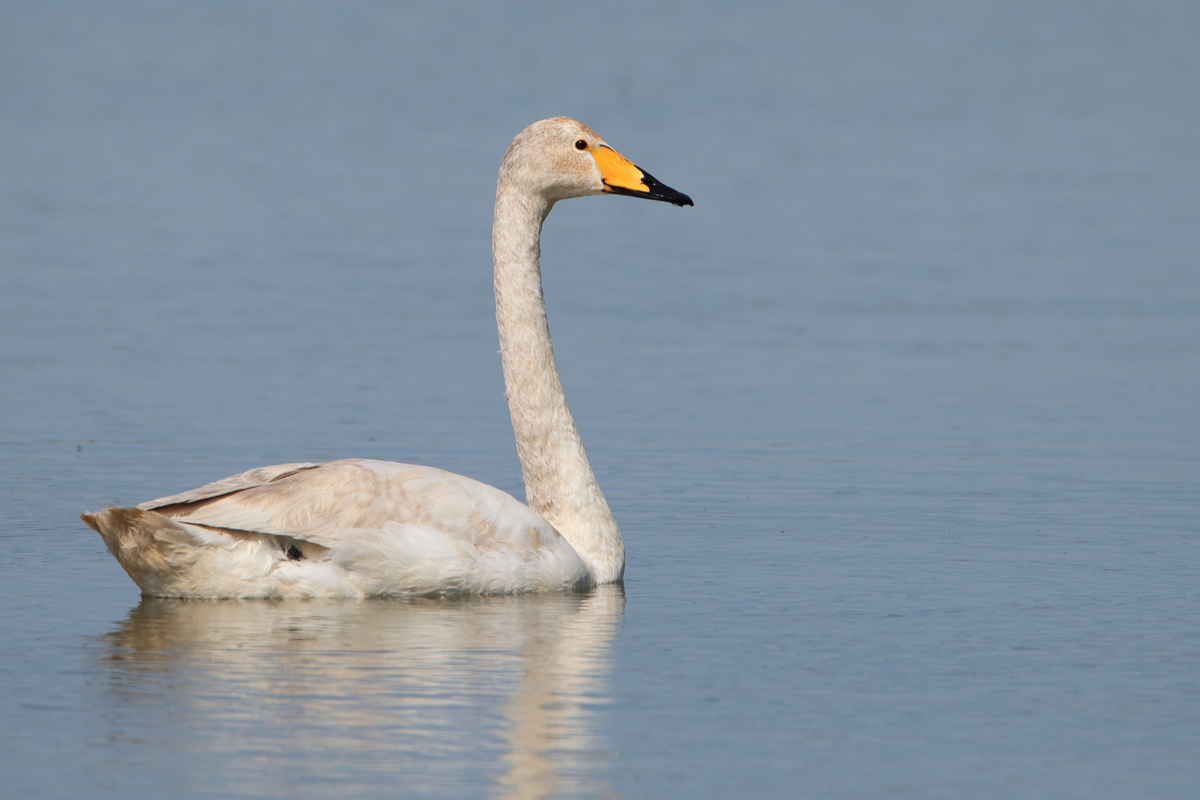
[2, 2, 1198, 797]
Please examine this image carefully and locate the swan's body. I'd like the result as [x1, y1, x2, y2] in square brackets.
[83, 117, 691, 598]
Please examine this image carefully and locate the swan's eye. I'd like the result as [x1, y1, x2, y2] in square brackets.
[575, 139, 588, 151]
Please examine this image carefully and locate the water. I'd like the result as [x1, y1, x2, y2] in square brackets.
[2, 1, 1198, 797]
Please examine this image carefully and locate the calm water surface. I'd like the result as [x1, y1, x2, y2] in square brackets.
[2, 2, 1198, 798]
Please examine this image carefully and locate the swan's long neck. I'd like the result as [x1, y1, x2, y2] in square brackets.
[492, 186, 624, 584]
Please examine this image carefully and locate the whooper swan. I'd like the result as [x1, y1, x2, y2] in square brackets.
[82, 117, 692, 598]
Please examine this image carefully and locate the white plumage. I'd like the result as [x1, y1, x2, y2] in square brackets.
[83, 117, 691, 597]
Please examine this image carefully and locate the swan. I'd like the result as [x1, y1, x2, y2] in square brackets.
[82, 117, 692, 598]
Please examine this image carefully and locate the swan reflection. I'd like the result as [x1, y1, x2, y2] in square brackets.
[97, 586, 624, 798]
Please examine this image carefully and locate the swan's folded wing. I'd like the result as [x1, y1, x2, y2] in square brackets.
[149, 459, 562, 554]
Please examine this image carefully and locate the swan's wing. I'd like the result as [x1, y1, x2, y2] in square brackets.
[142, 459, 588, 593]
[149, 459, 534, 544]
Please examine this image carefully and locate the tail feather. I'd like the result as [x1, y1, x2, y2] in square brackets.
[82, 507, 203, 596]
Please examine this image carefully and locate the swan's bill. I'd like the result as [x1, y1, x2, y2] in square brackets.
[593, 145, 694, 207]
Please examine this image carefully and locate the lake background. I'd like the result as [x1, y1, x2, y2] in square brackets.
[2, 1, 1198, 797]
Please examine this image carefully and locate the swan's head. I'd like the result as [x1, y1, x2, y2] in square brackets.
[500, 117, 693, 208]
